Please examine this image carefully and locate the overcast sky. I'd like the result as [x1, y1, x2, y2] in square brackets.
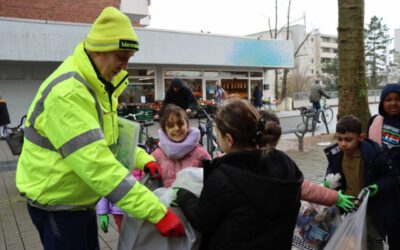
[148, 0, 399, 42]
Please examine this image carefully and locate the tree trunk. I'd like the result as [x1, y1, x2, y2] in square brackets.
[280, 69, 289, 100]
[274, 0, 279, 99]
[337, 0, 371, 130]
[274, 69, 279, 98]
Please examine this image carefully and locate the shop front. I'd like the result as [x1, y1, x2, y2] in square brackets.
[120, 69, 265, 102]
[118, 68, 266, 115]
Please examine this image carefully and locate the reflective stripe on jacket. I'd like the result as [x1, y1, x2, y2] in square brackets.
[16, 42, 166, 223]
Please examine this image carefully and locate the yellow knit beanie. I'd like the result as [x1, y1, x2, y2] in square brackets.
[85, 7, 139, 52]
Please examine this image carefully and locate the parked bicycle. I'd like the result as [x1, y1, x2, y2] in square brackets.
[124, 111, 158, 153]
[300, 98, 334, 126]
[196, 106, 221, 158]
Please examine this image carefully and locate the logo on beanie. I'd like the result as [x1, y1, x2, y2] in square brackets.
[119, 40, 138, 50]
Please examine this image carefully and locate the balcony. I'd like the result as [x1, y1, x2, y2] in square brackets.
[120, 0, 150, 25]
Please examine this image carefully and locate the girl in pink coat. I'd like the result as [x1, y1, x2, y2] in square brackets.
[152, 104, 211, 187]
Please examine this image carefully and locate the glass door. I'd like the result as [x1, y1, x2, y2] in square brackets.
[205, 79, 219, 101]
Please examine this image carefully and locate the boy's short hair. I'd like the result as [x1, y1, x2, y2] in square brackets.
[336, 115, 362, 134]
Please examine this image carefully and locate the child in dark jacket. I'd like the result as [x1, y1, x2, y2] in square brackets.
[366, 83, 400, 249]
[324, 115, 400, 250]
[175, 98, 304, 250]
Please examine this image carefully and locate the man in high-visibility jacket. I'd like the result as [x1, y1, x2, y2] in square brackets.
[16, 6, 184, 249]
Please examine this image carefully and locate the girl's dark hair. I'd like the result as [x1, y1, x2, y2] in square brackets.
[159, 104, 189, 132]
[215, 98, 282, 149]
[336, 115, 362, 134]
[258, 110, 282, 147]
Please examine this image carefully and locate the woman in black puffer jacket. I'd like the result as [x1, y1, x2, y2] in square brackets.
[175, 98, 304, 250]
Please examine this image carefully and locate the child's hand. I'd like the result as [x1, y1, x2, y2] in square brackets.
[144, 162, 162, 179]
[170, 187, 180, 207]
[324, 173, 341, 189]
[99, 214, 109, 233]
[366, 184, 379, 197]
[335, 190, 356, 212]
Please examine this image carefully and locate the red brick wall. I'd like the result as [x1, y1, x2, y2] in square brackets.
[0, 0, 120, 24]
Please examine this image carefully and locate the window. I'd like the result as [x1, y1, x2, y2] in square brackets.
[120, 68, 156, 103]
[220, 71, 248, 78]
[250, 72, 263, 77]
[203, 71, 219, 77]
[164, 70, 202, 77]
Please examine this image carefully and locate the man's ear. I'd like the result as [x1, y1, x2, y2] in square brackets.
[359, 133, 366, 141]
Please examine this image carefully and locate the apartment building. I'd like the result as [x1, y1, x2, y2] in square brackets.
[248, 25, 338, 82]
[395, 28, 400, 52]
[312, 31, 338, 76]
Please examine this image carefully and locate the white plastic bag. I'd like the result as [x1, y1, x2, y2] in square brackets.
[117, 205, 200, 250]
[324, 190, 369, 250]
[172, 167, 203, 196]
[117, 167, 204, 250]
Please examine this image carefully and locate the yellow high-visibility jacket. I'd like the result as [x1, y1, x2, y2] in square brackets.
[16, 42, 166, 223]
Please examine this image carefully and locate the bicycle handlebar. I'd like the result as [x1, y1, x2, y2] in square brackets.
[196, 106, 214, 121]
[124, 111, 151, 120]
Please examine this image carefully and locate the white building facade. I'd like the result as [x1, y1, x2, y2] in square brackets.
[0, 17, 294, 125]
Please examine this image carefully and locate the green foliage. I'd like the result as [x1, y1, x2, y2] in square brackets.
[365, 16, 392, 89]
[359, 89, 367, 98]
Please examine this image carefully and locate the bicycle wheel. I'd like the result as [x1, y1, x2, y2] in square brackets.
[206, 134, 214, 156]
[301, 113, 308, 125]
[323, 107, 334, 124]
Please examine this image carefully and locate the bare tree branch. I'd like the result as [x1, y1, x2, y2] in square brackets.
[274, 0, 278, 39]
[268, 18, 273, 38]
[286, 0, 291, 40]
[294, 29, 314, 56]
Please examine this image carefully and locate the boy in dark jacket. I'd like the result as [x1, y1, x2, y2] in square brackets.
[324, 115, 400, 250]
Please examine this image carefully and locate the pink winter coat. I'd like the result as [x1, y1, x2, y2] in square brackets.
[152, 127, 211, 187]
[301, 180, 338, 206]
